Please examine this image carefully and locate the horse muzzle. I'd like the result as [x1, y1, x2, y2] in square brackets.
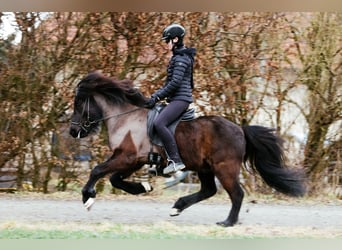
[69, 126, 87, 139]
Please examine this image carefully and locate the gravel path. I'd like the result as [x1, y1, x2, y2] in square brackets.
[0, 196, 341, 230]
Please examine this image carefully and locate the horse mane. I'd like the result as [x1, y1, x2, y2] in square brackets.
[77, 71, 147, 107]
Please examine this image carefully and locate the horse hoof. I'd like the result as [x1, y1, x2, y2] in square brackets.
[141, 182, 153, 192]
[84, 197, 95, 211]
[169, 208, 181, 216]
[216, 220, 234, 227]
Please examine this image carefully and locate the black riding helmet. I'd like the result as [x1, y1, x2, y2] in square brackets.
[162, 24, 185, 47]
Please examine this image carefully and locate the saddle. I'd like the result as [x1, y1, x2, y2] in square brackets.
[147, 103, 196, 147]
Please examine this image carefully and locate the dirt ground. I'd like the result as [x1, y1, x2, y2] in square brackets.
[0, 191, 341, 238]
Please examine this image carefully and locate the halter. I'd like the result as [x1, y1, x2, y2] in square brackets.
[71, 97, 141, 135]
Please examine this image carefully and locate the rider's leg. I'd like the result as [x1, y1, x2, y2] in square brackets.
[153, 100, 189, 174]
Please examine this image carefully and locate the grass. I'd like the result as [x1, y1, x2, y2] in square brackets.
[1, 220, 341, 239]
[0, 228, 222, 239]
[0, 223, 248, 239]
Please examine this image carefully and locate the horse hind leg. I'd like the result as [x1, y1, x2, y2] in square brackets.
[216, 180, 244, 227]
[215, 161, 244, 227]
[170, 171, 217, 216]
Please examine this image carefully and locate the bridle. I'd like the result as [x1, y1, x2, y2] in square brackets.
[71, 97, 141, 136]
[71, 98, 94, 134]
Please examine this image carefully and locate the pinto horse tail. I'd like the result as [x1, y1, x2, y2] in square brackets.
[242, 125, 306, 197]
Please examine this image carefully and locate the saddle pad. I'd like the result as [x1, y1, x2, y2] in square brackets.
[147, 103, 195, 147]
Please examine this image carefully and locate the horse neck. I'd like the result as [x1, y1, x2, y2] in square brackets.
[94, 94, 149, 151]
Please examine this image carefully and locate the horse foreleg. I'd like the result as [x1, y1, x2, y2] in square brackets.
[110, 171, 153, 195]
[82, 161, 111, 210]
[82, 131, 140, 210]
[170, 171, 217, 216]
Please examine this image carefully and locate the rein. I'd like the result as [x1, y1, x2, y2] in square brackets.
[99, 107, 142, 122]
[71, 97, 141, 134]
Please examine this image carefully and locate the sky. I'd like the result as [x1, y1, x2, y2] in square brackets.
[0, 12, 51, 44]
[0, 12, 21, 43]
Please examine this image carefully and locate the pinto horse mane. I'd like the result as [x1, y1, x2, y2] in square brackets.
[77, 71, 147, 107]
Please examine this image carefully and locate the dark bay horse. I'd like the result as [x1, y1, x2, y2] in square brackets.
[69, 71, 306, 227]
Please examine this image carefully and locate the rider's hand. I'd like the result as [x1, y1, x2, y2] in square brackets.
[144, 95, 158, 109]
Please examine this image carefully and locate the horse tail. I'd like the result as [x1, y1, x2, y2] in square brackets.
[242, 125, 306, 197]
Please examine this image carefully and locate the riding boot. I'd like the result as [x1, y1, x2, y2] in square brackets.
[163, 161, 186, 174]
[162, 142, 186, 174]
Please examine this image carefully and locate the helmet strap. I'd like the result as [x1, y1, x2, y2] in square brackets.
[171, 40, 177, 49]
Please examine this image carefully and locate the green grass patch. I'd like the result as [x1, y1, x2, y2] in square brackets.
[0, 227, 239, 239]
[1, 222, 339, 239]
[0, 222, 274, 239]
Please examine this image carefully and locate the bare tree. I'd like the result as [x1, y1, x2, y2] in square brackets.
[1, 12, 340, 195]
[287, 13, 342, 191]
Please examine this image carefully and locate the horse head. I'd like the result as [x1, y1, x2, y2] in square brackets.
[69, 74, 104, 138]
[69, 71, 148, 139]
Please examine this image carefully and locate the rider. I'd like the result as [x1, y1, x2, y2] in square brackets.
[145, 23, 196, 175]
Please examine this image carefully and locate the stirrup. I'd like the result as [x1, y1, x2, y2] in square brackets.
[148, 166, 158, 176]
[148, 166, 171, 177]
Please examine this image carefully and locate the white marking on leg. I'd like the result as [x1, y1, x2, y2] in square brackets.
[169, 208, 181, 216]
[141, 182, 152, 192]
[84, 197, 95, 211]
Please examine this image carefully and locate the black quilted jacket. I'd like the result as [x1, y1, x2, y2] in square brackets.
[154, 47, 196, 103]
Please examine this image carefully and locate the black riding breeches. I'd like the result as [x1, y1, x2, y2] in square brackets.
[153, 100, 189, 163]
